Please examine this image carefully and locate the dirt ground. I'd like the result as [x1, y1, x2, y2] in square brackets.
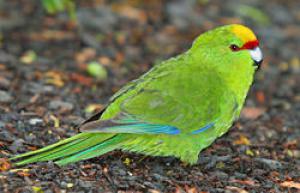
[0, 0, 299, 192]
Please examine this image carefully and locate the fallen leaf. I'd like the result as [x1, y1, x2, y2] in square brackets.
[123, 157, 131, 166]
[49, 114, 60, 128]
[115, 52, 125, 65]
[17, 171, 31, 177]
[174, 185, 185, 193]
[256, 91, 265, 104]
[246, 149, 255, 156]
[0, 64, 6, 70]
[69, 73, 93, 86]
[85, 104, 104, 114]
[72, 86, 82, 93]
[234, 135, 251, 145]
[112, 4, 147, 24]
[0, 141, 5, 147]
[75, 48, 96, 64]
[46, 78, 64, 87]
[185, 185, 198, 193]
[98, 56, 112, 66]
[87, 61, 108, 80]
[241, 107, 265, 119]
[216, 161, 225, 169]
[9, 168, 30, 173]
[0, 158, 11, 172]
[230, 179, 258, 186]
[290, 57, 300, 71]
[226, 186, 249, 193]
[280, 181, 300, 189]
[44, 70, 64, 87]
[115, 32, 126, 45]
[148, 189, 160, 193]
[20, 50, 37, 64]
[29, 94, 40, 103]
[27, 146, 38, 151]
[32, 186, 43, 193]
[29, 30, 75, 41]
[283, 139, 297, 149]
[81, 164, 92, 169]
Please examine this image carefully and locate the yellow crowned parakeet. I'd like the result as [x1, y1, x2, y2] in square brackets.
[12, 24, 263, 166]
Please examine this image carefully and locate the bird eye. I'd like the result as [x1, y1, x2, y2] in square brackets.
[230, 44, 240, 51]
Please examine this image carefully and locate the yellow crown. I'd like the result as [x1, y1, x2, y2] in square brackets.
[231, 24, 257, 43]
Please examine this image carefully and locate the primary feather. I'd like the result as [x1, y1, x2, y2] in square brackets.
[12, 24, 261, 166]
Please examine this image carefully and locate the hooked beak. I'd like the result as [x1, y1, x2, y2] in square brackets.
[250, 47, 263, 68]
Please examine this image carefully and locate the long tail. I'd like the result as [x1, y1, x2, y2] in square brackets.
[11, 133, 124, 166]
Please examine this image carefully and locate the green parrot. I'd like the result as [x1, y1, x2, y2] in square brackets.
[12, 24, 263, 166]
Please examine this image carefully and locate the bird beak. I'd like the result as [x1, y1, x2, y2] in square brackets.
[250, 47, 263, 68]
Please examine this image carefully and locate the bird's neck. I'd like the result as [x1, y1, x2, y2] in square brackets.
[221, 63, 255, 108]
[189, 49, 255, 107]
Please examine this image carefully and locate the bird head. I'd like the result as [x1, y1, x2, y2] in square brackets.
[190, 24, 263, 101]
[229, 24, 263, 68]
[191, 24, 263, 70]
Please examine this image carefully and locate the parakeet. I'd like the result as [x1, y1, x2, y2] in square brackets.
[12, 24, 263, 166]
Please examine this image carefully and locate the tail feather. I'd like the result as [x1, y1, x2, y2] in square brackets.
[55, 135, 123, 166]
[11, 133, 87, 160]
[11, 133, 121, 166]
[34, 134, 109, 162]
[19, 137, 89, 164]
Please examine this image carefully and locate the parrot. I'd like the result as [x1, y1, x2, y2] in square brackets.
[11, 24, 263, 166]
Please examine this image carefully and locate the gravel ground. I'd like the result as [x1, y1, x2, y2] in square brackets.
[0, 0, 299, 192]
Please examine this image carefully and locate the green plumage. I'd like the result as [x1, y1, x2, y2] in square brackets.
[12, 24, 259, 166]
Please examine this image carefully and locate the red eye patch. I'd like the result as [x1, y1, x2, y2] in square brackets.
[241, 40, 259, 50]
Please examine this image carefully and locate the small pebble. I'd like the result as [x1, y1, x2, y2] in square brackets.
[67, 183, 73, 188]
[0, 121, 5, 128]
[49, 100, 74, 111]
[8, 139, 24, 153]
[211, 171, 229, 180]
[234, 172, 247, 179]
[78, 180, 93, 188]
[28, 118, 43, 126]
[255, 158, 283, 170]
[0, 90, 12, 103]
[0, 77, 11, 88]
[60, 181, 68, 188]
[27, 82, 54, 94]
[0, 130, 13, 141]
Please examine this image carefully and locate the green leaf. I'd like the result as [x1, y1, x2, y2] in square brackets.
[87, 61, 108, 81]
[41, 0, 76, 20]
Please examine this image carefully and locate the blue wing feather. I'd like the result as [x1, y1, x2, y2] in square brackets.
[99, 123, 180, 135]
[81, 114, 213, 135]
[191, 122, 214, 134]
